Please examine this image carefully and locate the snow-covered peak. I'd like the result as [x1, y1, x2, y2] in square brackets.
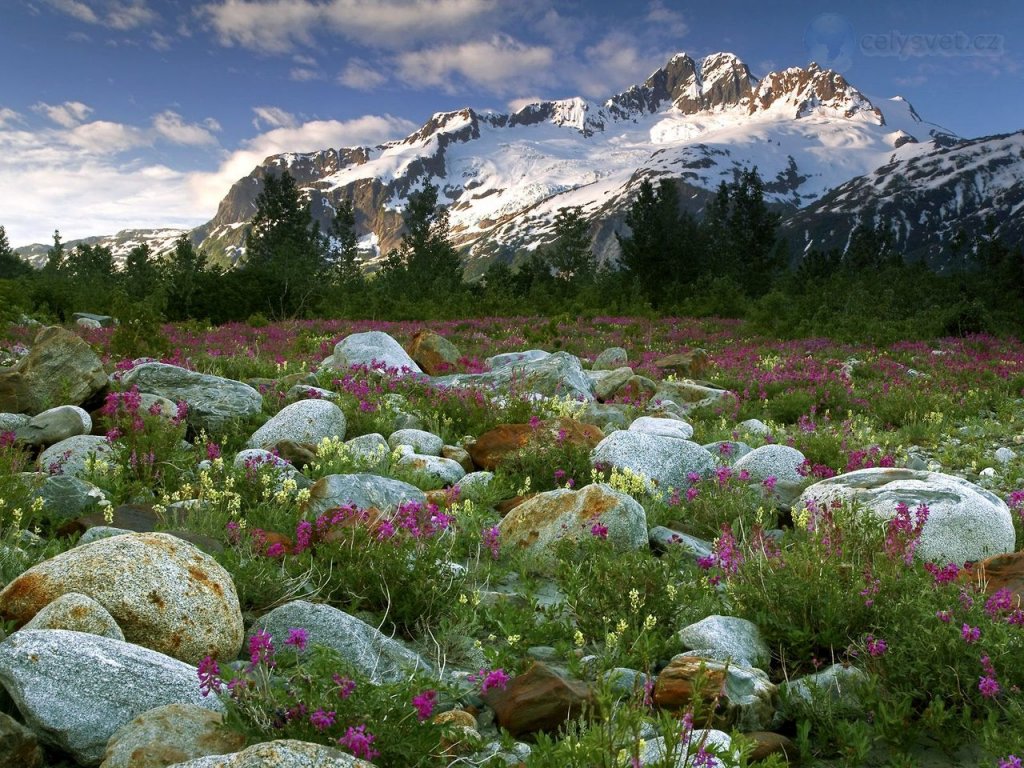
[750, 64, 882, 123]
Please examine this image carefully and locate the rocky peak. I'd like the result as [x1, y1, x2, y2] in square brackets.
[750, 63, 882, 123]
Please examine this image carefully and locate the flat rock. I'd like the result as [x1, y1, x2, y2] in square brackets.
[798, 468, 1015, 563]
[0, 532, 243, 665]
[246, 399, 346, 449]
[0, 629, 223, 766]
[120, 363, 262, 435]
[166, 739, 374, 767]
[247, 600, 432, 684]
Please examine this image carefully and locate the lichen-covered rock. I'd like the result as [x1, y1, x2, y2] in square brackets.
[304, 473, 426, 518]
[166, 739, 374, 767]
[246, 399, 346, 449]
[798, 468, 1015, 563]
[435, 351, 594, 402]
[592, 347, 628, 371]
[120, 363, 262, 434]
[100, 703, 245, 768]
[588, 366, 634, 401]
[590, 430, 715, 498]
[343, 433, 391, 474]
[247, 600, 432, 684]
[485, 350, 549, 370]
[394, 452, 466, 491]
[498, 483, 647, 565]
[0, 532, 243, 665]
[0, 326, 108, 415]
[0, 630, 223, 765]
[23, 591, 124, 641]
[468, 419, 604, 471]
[37, 435, 113, 478]
[405, 329, 462, 375]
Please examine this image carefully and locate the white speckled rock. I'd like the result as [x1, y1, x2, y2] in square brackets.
[995, 447, 1017, 464]
[387, 428, 444, 456]
[677, 615, 770, 669]
[247, 600, 432, 684]
[737, 418, 771, 436]
[779, 663, 868, 719]
[638, 729, 733, 767]
[486, 350, 550, 370]
[120, 362, 262, 434]
[23, 591, 124, 641]
[394, 452, 466, 491]
[0, 630, 223, 766]
[457, 471, 495, 503]
[733, 444, 806, 484]
[304, 473, 426, 518]
[38, 434, 113, 477]
[246, 398, 346, 449]
[0, 532, 243, 665]
[328, 331, 422, 375]
[628, 416, 694, 441]
[232, 448, 293, 472]
[344, 433, 391, 474]
[590, 430, 715, 497]
[101, 703, 245, 768]
[798, 467, 1015, 563]
[592, 347, 628, 371]
[166, 739, 374, 767]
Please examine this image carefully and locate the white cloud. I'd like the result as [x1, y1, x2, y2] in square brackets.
[67, 120, 149, 152]
[152, 110, 220, 146]
[33, 100, 94, 128]
[0, 108, 23, 128]
[646, 1, 688, 38]
[574, 33, 671, 99]
[289, 67, 322, 82]
[46, 0, 99, 24]
[46, 0, 159, 29]
[507, 96, 543, 113]
[202, 0, 497, 52]
[251, 106, 298, 130]
[397, 35, 554, 93]
[337, 58, 387, 90]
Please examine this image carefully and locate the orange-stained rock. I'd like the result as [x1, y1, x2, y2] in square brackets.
[618, 375, 658, 403]
[482, 662, 594, 737]
[271, 439, 318, 470]
[405, 330, 463, 375]
[495, 495, 533, 516]
[654, 349, 712, 380]
[468, 418, 604, 471]
[745, 731, 798, 764]
[965, 552, 1024, 607]
[433, 709, 481, 756]
[0, 532, 243, 665]
[653, 655, 727, 712]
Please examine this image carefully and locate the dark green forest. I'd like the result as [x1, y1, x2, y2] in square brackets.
[1, 168, 1021, 342]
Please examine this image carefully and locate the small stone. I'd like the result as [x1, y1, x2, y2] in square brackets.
[592, 346, 628, 370]
[482, 661, 594, 738]
[995, 447, 1017, 464]
[388, 428, 444, 456]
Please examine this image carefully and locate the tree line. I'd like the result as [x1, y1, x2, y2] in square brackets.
[1, 167, 1021, 341]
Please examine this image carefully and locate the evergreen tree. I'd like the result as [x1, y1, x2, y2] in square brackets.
[0, 225, 30, 279]
[844, 220, 901, 272]
[547, 206, 594, 293]
[162, 235, 217, 321]
[42, 230, 66, 277]
[328, 198, 363, 288]
[122, 243, 162, 301]
[243, 170, 327, 318]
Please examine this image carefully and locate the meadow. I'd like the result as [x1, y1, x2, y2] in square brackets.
[1, 315, 1023, 768]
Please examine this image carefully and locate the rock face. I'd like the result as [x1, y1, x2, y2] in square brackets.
[166, 739, 375, 767]
[304, 473, 426, 518]
[120, 363, 262, 434]
[100, 703, 246, 768]
[0, 532, 243, 665]
[0, 629, 224, 766]
[0, 326, 107, 415]
[405, 329, 462, 374]
[798, 468, 1015, 563]
[483, 662, 594, 737]
[327, 331, 422, 375]
[246, 398, 347, 449]
[434, 351, 595, 402]
[498, 483, 648, 564]
[247, 600, 432, 684]
[590, 430, 715, 497]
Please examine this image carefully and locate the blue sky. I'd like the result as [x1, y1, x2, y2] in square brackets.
[2, 0, 1022, 245]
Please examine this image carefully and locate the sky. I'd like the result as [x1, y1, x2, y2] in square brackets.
[2, 0, 1022, 246]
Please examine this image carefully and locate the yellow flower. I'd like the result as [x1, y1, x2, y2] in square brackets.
[643, 614, 657, 631]
[573, 630, 585, 647]
[616, 618, 628, 634]
[507, 634, 521, 647]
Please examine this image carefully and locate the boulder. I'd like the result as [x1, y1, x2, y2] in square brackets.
[592, 346, 628, 371]
[0, 629, 223, 765]
[434, 351, 594, 402]
[304, 474, 427, 519]
[120, 363, 262, 434]
[653, 349, 711, 380]
[405, 329, 462, 374]
[388, 428, 444, 456]
[588, 367, 634, 401]
[591, 430, 715, 498]
[327, 331, 422, 375]
[14, 405, 92, 446]
[166, 740, 374, 767]
[498, 483, 648, 565]
[798, 468, 1015, 563]
[654, 380, 733, 410]
[343, 433, 391, 474]
[482, 662, 594, 738]
[628, 415, 694, 441]
[22, 591, 124, 640]
[73, 312, 116, 328]
[248, 600, 432, 684]
[468, 418, 603, 471]
[677, 615, 770, 670]
[0, 412, 31, 433]
[0, 710, 44, 768]
[246, 399, 346, 449]
[394, 452, 466, 491]
[486, 350, 549, 370]
[0, 326, 107, 414]
[0, 532, 243, 665]
[100, 703, 245, 768]
[779, 663, 868, 718]
[733, 444, 805, 484]
[37, 434, 113, 478]
[637, 730, 732, 768]
[24, 473, 108, 521]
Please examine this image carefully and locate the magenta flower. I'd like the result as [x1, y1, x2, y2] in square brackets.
[247, 629, 275, 667]
[472, 667, 510, 694]
[284, 627, 309, 651]
[332, 674, 356, 699]
[998, 755, 1021, 768]
[482, 525, 500, 559]
[936, 610, 952, 623]
[979, 675, 1001, 699]
[865, 634, 888, 657]
[961, 624, 981, 644]
[590, 521, 609, 540]
[338, 724, 379, 761]
[309, 708, 335, 731]
[196, 655, 222, 697]
[985, 588, 1014, 618]
[412, 689, 437, 721]
[761, 475, 778, 492]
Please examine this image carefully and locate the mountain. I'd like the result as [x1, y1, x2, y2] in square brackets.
[19, 51, 1020, 274]
[15, 228, 188, 269]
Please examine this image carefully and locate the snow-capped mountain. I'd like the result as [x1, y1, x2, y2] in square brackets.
[21, 51, 1019, 274]
[15, 228, 188, 269]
